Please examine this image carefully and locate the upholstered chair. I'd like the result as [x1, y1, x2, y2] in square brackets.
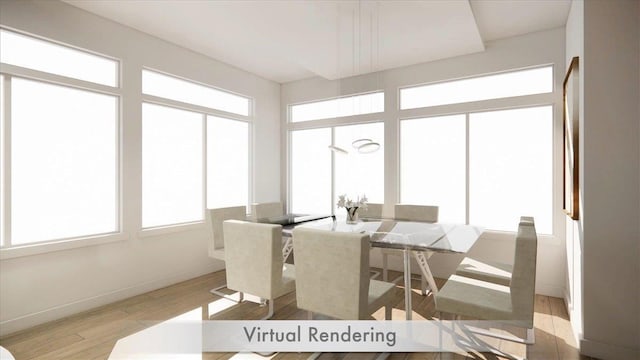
[292, 227, 396, 320]
[251, 202, 283, 221]
[381, 204, 439, 295]
[223, 220, 296, 319]
[208, 206, 247, 300]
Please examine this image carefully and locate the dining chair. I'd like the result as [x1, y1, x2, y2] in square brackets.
[251, 201, 283, 221]
[208, 205, 247, 301]
[381, 204, 439, 295]
[434, 217, 538, 359]
[358, 203, 383, 279]
[358, 202, 383, 220]
[223, 220, 296, 319]
[292, 227, 396, 320]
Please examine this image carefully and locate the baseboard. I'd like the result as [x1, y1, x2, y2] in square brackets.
[0, 262, 222, 337]
[580, 337, 640, 360]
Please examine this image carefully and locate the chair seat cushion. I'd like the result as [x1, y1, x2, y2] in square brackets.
[210, 248, 225, 261]
[435, 275, 518, 323]
[455, 257, 512, 286]
[367, 279, 396, 315]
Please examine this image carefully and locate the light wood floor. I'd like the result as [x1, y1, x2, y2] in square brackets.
[0, 269, 595, 360]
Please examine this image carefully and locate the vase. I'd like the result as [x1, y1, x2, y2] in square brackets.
[345, 207, 359, 224]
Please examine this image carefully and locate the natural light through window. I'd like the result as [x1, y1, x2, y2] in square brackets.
[469, 106, 552, 233]
[0, 29, 118, 87]
[142, 103, 203, 228]
[142, 69, 250, 116]
[290, 128, 331, 214]
[10, 78, 118, 244]
[334, 122, 384, 211]
[400, 66, 552, 110]
[290, 92, 384, 122]
[207, 116, 249, 209]
[401, 115, 466, 223]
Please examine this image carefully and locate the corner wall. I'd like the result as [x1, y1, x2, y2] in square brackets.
[565, 1, 640, 359]
[0, 0, 281, 336]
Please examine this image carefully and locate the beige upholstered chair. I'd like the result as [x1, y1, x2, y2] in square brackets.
[251, 202, 283, 221]
[208, 206, 247, 300]
[435, 217, 538, 356]
[455, 257, 512, 286]
[381, 204, 439, 294]
[223, 220, 296, 319]
[358, 203, 383, 220]
[292, 227, 396, 320]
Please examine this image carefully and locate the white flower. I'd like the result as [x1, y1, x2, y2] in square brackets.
[336, 194, 368, 209]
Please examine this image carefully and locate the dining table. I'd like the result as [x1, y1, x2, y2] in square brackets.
[258, 214, 484, 320]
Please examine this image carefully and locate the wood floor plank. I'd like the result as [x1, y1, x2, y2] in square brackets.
[0, 270, 592, 360]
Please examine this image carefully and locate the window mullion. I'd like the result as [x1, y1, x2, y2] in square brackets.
[1, 75, 11, 246]
[465, 113, 470, 225]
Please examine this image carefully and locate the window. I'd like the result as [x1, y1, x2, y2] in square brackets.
[141, 70, 252, 225]
[334, 123, 385, 210]
[142, 69, 250, 116]
[290, 122, 384, 215]
[0, 29, 118, 87]
[142, 103, 203, 228]
[290, 92, 384, 122]
[207, 116, 249, 209]
[400, 66, 552, 110]
[400, 106, 552, 233]
[290, 128, 332, 214]
[1, 30, 119, 248]
[401, 115, 466, 223]
[469, 107, 552, 233]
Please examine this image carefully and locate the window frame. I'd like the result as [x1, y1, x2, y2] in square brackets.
[139, 67, 254, 234]
[0, 28, 124, 257]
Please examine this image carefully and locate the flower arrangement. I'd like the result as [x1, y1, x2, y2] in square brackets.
[337, 194, 368, 223]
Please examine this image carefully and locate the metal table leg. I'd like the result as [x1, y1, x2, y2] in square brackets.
[403, 248, 412, 320]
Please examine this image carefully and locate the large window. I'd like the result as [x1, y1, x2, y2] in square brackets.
[469, 107, 552, 233]
[1, 29, 119, 247]
[401, 115, 466, 223]
[142, 70, 250, 116]
[400, 106, 552, 234]
[207, 116, 249, 209]
[290, 122, 384, 214]
[290, 92, 384, 123]
[400, 66, 552, 110]
[141, 69, 251, 228]
[0, 29, 118, 87]
[142, 103, 203, 228]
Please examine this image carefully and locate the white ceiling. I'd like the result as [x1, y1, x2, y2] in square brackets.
[63, 0, 571, 84]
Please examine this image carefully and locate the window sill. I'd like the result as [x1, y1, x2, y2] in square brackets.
[137, 221, 207, 238]
[0, 232, 129, 260]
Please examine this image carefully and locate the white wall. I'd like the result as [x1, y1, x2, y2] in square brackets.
[581, 0, 640, 358]
[565, 1, 640, 359]
[0, 0, 280, 336]
[564, 0, 585, 347]
[281, 28, 567, 297]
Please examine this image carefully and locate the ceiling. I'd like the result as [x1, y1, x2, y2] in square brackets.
[63, 0, 571, 84]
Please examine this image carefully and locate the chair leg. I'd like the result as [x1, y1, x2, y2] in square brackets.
[421, 274, 427, 296]
[210, 284, 244, 303]
[382, 253, 389, 281]
[384, 305, 392, 320]
[260, 298, 275, 320]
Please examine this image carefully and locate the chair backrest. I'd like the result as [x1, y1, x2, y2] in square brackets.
[359, 203, 383, 219]
[394, 204, 439, 222]
[208, 206, 246, 257]
[251, 202, 283, 220]
[223, 220, 284, 299]
[292, 227, 370, 319]
[510, 216, 538, 328]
